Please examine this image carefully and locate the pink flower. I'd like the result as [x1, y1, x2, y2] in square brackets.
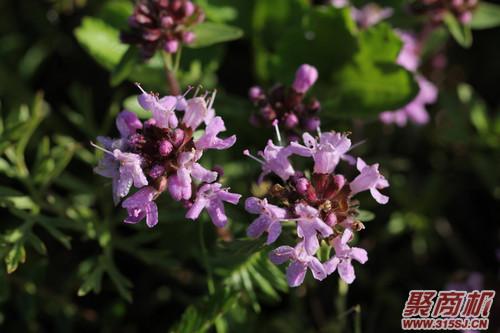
[167, 150, 217, 201]
[396, 31, 420, 72]
[349, 158, 389, 204]
[195, 116, 236, 150]
[292, 64, 318, 94]
[137, 91, 179, 128]
[289, 132, 352, 174]
[258, 140, 295, 182]
[352, 4, 393, 28]
[269, 241, 327, 287]
[186, 183, 241, 227]
[116, 111, 142, 138]
[324, 229, 368, 284]
[122, 186, 158, 228]
[294, 203, 333, 255]
[182, 96, 214, 130]
[245, 197, 287, 244]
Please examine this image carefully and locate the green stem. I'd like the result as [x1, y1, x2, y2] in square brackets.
[173, 46, 182, 74]
[336, 279, 348, 332]
[198, 220, 215, 295]
[354, 305, 362, 333]
[161, 51, 180, 95]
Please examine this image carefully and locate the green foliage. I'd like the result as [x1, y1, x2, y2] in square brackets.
[254, 4, 418, 117]
[470, 2, 500, 30]
[74, 17, 127, 70]
[188, 22, 244, 48]
[443, 12, 472, 48]
[171, 288, 239, 333]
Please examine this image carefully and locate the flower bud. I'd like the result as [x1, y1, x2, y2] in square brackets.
[182, 31, 196, 44]
[144, 118, 157, 128]
[302, 116, 320, 132]
[184, 1, 196, 17]
[459, 11, 472, 24]
[164, 39, 179, 53]
[149, 164, 165, 179]
[325, 213, 337, 227]
[295, 177, 310, 195]
[172, 128, 185, 147]
[284, 113, 299, 129]
[161, 16, 174, 28]
[260, 105, 276, 121]
[116, 111, 142, 137]
[159, 140, 173, 156]
[292, 64, 318, 93]
[248, 86, 264, 102]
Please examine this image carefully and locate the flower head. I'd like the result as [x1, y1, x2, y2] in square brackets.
[94, 84, 239, 229]
[293, 64, 319, 94]
[244, 123, 387, 287]
[120, 0, 204, 59]
[249, 64, 321, 139]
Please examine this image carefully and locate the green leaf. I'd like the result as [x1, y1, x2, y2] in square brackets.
[252, 0, 309, 81]
[97, 0, 134, 30]
[357, 210, 375, 222]
[110, 46, 139, 86]
[274, 7, 358, 83]
[214, 241, 288, 312]
[0, 186, 37, 211]
[74, 17, 127, 70]
[470, 2, 500, 30]
[323, 23, 417, 116]
[317, 240, 332, 262]
[77, 260, 104, 297]
[37, 218, 72, 249]
[171, 288, 239, 333]
[443, 12, 472, 48]
[329, 62, 417, 116]
[33, 138, 76, 188]
[197, 0, 238, 23]
[103, 256, 133, 303]
[5, 242, 26, 274]
[188, 22, 243, 48]
[27, 234, 47, 256]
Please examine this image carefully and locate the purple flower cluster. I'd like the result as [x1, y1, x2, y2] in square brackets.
[249, 64, 321, 141]
[94, 84, 240, 228]
[330, 1, 394, 28]
[410, 0, 478, 25]
[379, 31, 438, 126]
[120, 0, 204, 59]
[244, 125, 389, 287]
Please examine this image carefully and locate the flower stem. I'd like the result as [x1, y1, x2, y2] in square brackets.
[336, 279, 349, 332]
[161, 51, 180, 95]
[198, 219, 215, 295]
[354, 305, 362, 333]
[173, 45, 182, 74]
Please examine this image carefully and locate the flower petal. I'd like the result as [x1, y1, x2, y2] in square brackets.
[286, 261, 308, 287]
